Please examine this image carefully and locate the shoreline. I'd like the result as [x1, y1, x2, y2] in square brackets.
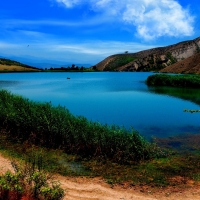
[1, 153, 200, 200]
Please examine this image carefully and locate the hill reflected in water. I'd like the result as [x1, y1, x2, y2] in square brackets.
[148, 86, 200, 106]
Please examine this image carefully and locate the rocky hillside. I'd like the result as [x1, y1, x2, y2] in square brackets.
[93, 36, 200, 72]
[160, 52, 200, 74]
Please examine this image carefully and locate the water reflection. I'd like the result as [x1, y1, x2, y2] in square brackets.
[147, 85, 200, 151]
[148, 86, 200, 106]
[0, 80, 20, 88]
[0, 72, 200, 140]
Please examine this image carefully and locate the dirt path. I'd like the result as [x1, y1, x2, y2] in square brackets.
[1, 153, 200, 200]
[57, 175, 200, 200]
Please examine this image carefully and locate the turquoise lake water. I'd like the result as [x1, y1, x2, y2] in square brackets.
[0, 72, 200, 139]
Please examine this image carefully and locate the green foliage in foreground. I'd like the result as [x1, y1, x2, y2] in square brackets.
[0, 161, 64, 200]
[0, 90, 161, 164]
[146, 74, 200, 88]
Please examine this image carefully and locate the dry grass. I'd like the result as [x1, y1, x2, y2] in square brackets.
[0, 64, 40, 72]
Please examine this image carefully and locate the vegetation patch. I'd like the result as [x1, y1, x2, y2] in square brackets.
[0, 160, 64, 200]
[1, 89, 200, 189]
[195, 42, 200, 53]
[146, 74, 200, 88]
[0, 90, 160, 164]
[104, 56, 136, 71]
[154, 133, 200, 153]
[45, 64, 92, 72]
[166, 52, 177, 64]
[2, 133, 200, 189]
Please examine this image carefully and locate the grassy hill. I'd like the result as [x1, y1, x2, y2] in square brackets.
[0, 58, 41, 72]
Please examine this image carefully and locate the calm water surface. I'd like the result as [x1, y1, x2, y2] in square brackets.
[0, 72, 200, 139]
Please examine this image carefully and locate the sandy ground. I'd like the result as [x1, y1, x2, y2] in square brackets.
[1, 153, 200, 200]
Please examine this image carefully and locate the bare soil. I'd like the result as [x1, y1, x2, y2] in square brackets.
[1, 153, 200, 200]
[160, 52, 200, 74]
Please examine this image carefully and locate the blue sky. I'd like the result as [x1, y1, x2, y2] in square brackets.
[0, 0, 200, 66]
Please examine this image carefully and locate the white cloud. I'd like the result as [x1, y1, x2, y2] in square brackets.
[0, 18, 105, 29]
[0, 42, 18, 49]
[0, 39, 156, 64]
[122, 0, 194, 40]
[54, 0, 194, 40]
[55, 0, 81, 8]
[52, 41, 154, 55]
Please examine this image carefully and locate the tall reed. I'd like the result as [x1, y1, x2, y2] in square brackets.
[146, 74, 200, 88]
[0, 90, 160, 164]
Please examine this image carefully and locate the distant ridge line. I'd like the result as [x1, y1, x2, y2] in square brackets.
[94, 36, 200, 72]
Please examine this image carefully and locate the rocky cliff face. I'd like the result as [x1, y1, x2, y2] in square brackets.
[160, 52, 200, 74]
[94, 36, 200, 72]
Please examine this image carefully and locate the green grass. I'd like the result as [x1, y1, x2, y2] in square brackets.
[0, 135, 91, 177]
[1, 89, 200, 188]
[146, 74, 200, 88]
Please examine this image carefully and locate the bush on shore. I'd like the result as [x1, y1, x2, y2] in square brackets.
[146, 74, 200, 88]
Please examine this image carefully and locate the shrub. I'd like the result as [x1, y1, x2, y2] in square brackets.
[0, 160, 64, 200]
[166, 52, 177, 64]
